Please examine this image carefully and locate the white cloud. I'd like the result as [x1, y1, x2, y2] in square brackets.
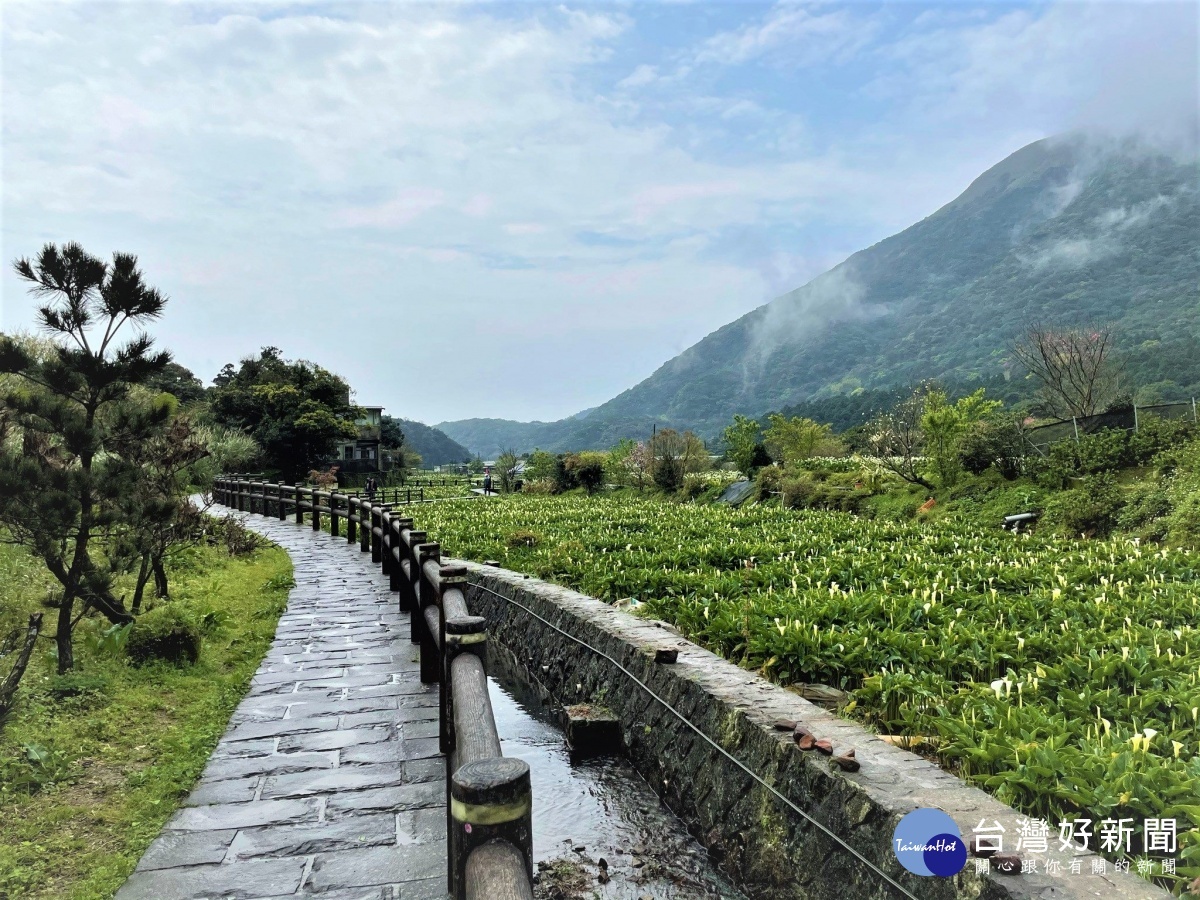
[875, 2, 1198, 152]
[502, 222, 547, 235]
[333, 189, 446, 229]
[695, 4, 876, 67]
[618, 63, 659, 89]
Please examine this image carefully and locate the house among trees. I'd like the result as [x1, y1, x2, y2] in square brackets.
[336, 404, 386, 474]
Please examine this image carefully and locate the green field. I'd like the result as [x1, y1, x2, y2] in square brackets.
[409, 493, 1200, 885]
[0, 538, 293, 900]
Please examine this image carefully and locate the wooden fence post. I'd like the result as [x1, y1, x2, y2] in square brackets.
[434, 566, 465, 758]
[347, 497, 358, 544]
[450, 759, 533, 900]
[417, 542, 441, 683]
[390, 518, 413, 593]
[371, 506, 383, 565]
[403, 530, 426, 624]
[381, 510, 393, 578]
[312, 491, 321, 532]
[330, 493, 340, 537]
[360, 501, 371, 553]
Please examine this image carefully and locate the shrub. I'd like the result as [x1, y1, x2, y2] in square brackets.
[1128, 414, 1195, 465]
[1075, 429, 1132, 474]
[754, 465, 783, 502]
[206, 515, 264, 556]
[551, 456, 575, 493]
[652, 454, 684, 493]
[506, 529, 540, 549]
[565, 452, 607, 494]
[126, 605, 202, 666]
[1117, 481, 1172, 536]
[1042, 474, 1123, 538]
[958, 417, 1024, 479]
[781, 475, 816, 509]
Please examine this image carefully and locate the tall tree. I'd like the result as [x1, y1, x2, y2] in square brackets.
[649, 428, 709, 492]
[919, 388, 1000, 488]
[495, 449, 520, 493]
[1012, 324, 1123, 419]
[762, 414, 841, 467]
[208, 347, 360, 480]
[0, 243, 172, 672]
[722, 414, 769, 476]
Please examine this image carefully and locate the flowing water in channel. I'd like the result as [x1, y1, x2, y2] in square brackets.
[486, 664, 749, 900]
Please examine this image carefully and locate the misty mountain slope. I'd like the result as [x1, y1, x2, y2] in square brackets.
[396, 419, 472, 466]
[440, 135, 1199, 455]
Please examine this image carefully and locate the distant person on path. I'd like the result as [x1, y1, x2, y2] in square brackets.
[365, 476, 377, 502]
[483, 470, 493, 495]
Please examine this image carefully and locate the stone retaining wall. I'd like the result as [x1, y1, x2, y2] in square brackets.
[457, 560, 1167, 900]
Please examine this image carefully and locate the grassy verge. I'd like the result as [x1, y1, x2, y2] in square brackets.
[0, 538, 293, 900]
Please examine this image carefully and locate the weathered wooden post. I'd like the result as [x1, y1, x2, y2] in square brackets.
[381, 510, 396, 578]
[291, 484, 301, 525]
[438, 581, 472, 756]
[450, 758, 533, 900]
[330, 493, 340, 537]
[312, 491, 321, 532]
[360, 500, 371, 553]
[370, 505, 383, 564]
[237, 478, 247, 512]
[276, 481, 286, 520]
[444, 608, 487, 892]
[401, 529, 425, 619]
[417, 542, 441, 683]
[347, 497, 358, 544]
[390, 518, 412, 593]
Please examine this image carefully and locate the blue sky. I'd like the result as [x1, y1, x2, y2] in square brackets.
[2, 1, 1196, 423]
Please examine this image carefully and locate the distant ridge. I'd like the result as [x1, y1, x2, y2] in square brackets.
[397, 418, 471, 466]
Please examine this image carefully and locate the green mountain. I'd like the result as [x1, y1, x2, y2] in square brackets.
[396, 418, 472, 467]
[440, 134, 1199, 456]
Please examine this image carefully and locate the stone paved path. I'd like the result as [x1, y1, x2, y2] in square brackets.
[116, 509, 447, 900]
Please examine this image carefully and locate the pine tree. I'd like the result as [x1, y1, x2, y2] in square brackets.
[0, 243, 172, 672]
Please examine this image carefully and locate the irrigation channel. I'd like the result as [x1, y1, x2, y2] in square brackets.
[486, 652, 748, 900]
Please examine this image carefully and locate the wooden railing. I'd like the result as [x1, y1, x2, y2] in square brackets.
[214, 475, 533, 900]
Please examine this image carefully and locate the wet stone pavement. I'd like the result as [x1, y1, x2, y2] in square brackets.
[116, 510, 448, 900]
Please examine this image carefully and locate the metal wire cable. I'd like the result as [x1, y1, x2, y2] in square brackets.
[468, 580, 922, 900]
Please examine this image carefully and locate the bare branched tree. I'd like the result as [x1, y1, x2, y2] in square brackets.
[1012, 323, 1122, 419]
[867, 388, 933, 489]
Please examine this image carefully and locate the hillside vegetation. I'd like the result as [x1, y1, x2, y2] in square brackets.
[393, 417, 472, 466]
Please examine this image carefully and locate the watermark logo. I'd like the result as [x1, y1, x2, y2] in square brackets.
[893, 809, 967, 877]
